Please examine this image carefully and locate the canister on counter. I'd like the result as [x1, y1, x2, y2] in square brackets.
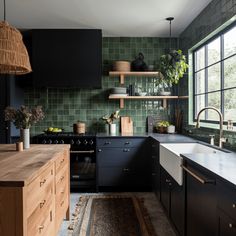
[73, 122, 86, 134]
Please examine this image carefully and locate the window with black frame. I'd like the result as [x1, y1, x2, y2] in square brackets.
[193, 24, 236, 125]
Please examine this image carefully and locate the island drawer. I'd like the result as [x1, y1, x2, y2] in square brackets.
[55, 151, 69, 174]
[97, 138, 146, 148]
[26, 164, 54, 218]
[217, 181, 236, 221]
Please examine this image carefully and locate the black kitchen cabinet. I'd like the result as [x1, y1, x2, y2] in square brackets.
[97, 137, 151, 190]
[183, 161, 217, 236]
[217, 180, 236, 236]
[0, 75, 24, 143]
[32, 29, 102, 88]
[160, 166, 184, 236]
[151, 138, 160, 200]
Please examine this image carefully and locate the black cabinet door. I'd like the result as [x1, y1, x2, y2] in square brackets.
[151, 139, 160, 199]
[171, 177, 184, 236]
[160, 166, 171, 215]
[185, 162, 217, 236]
[218, 210, 236, 236]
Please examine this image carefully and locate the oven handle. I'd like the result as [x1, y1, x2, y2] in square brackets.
[70, 150, 95, 154]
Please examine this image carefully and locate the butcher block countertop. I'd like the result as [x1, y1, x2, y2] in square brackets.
[0, 144, 70, 187]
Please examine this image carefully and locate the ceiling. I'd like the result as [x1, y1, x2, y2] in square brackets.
[0, 0, 212, 37]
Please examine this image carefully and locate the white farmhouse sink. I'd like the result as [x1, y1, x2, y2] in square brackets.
[160, 143, 224, 186]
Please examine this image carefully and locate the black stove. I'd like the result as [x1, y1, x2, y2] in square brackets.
[33, 132, 97, 192]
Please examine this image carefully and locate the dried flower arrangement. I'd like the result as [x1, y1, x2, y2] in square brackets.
[5, 105, 44, 129]
[101, 110, 120, 124]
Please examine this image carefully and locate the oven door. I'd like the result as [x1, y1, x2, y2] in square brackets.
[70, 149, 96, 190]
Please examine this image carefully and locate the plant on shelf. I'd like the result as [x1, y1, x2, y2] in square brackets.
[155, 120, 170, 133]
[5, 105, 44, 149]
[157, 49, 188, 95]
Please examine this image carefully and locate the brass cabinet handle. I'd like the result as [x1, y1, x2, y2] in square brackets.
[181, 165, 215, 184]
[40, 200, 46, 208]
[39, 225, 44, 232]
[40, 179, 46, 187]
[232, 204, 236, 208]
[60, 200, 64, 207]
[60, 159, 65, 164]
[123, 168, 129, 172]
[60, 176, 64, 181]
[229, 223, 234, 228]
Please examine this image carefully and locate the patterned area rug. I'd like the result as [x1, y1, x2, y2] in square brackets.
[68, 194, 157, 236]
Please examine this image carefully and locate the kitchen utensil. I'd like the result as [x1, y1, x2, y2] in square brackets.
[121, 116, 133, 134]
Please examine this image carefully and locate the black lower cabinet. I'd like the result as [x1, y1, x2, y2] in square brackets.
[151, 139, 160, 199]
[160, 166, 184, 236]
[97, 137, 151, 190]
[217, 209, 236, 236]
[184, 161, 217, 236]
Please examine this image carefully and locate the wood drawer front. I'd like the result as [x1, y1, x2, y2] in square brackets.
[56, 165, 69, 195]
[98, 148, 137, 167]
[27, 198, 55, 236]
[55, 182, 69, 232]
[55, 152, 68, 174]
[27, 164, 54, 217]
[97, 138, 145, 148]
[217, 182, 236, 220]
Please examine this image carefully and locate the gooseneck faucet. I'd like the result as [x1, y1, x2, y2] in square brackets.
[196, 106, 226, 148]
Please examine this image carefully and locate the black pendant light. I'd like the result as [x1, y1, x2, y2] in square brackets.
[166, 17, 174, 51]
[0, 0, 32, 74]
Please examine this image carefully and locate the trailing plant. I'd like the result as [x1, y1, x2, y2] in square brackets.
[101, 110, 120, 124]
[158, 49, 188, 87]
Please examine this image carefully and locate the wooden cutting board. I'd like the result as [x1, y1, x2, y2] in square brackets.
[121, 116, 133, 134]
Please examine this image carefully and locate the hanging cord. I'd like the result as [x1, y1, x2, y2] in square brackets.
[3, 0, 6, 21]
[166, 17, 174, 51]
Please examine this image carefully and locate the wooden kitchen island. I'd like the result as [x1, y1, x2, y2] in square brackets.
[0, 144, 70, 236]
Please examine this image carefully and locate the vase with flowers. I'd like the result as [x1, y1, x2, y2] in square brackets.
[5, 105, 44, 149]
[101, 110, 120, 135]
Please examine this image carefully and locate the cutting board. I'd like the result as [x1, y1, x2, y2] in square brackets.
[121, 116, 133, 134]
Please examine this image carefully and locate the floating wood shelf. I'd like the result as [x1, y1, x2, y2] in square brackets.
[109, 95, 188, 109]
[109, 71, 160, 84]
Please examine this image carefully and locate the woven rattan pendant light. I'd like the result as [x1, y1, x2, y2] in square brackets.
[0, 0, 32, 74]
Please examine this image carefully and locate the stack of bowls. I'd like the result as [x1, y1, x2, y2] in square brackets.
[110, 87, 127, 95]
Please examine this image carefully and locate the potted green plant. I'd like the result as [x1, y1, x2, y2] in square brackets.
[157, 49, 188, 95]
[155, 120, 170, 133]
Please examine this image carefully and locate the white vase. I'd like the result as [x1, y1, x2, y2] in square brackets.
[109, 123, 116, 135]
[22, 128, 30, 149]
[167, 125, 175, 134]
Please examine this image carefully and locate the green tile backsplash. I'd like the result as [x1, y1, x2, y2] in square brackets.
[25, 37, 177, 135]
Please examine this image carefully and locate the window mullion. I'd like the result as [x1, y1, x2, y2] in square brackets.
[205, 45, 208, 120]
[221, 34, 225, 120]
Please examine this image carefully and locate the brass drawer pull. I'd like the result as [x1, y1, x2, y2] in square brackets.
[233, 203, 236, 208]
[60, 176, 64, 181]
[123, 168, 129, 172]
[229, 223, 234, 228]
[60, 200, 64, 207]
[40, 200, 46, 208]
[40, 179, 46, 187]
[39, 225, 44, 232]
[61, 190, 65, 194]
[181, 165, 215, 184]
[60, 159, 65, 164]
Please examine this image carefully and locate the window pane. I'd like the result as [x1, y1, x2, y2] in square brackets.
[207, 92, 221, 120]
[195, 94, 205, 119]
[224, 55, 236, 89]
[207, 63, 221, 92]
[224, 26, 236, 58]
[207, 37, 220, 66]
[224, 89, 236, 121]
[195, 70, 205, 94]
[195, 47, 205, 71]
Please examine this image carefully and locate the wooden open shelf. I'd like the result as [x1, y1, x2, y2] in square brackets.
[109, 95, 188, 109]
[109, 71, 160, 84]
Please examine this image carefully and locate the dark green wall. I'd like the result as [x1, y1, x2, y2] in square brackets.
[179, 0, 236, 150]
[25, 37, 177, 135]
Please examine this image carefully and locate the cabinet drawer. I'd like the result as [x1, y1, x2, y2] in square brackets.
[27, 164, 54, 218]
[56, 165, 69, 195]
[98, 148, 138, 167]
[55, 152, 68, 174]
[217, 182, 236, 221]
[218, 209, 236, 236]
[27, 198, 55, 236]
[97, 138, 145, 148]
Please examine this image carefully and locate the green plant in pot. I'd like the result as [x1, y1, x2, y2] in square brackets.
[155, 120, 170, 133]
[157, 49, 188, 95]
